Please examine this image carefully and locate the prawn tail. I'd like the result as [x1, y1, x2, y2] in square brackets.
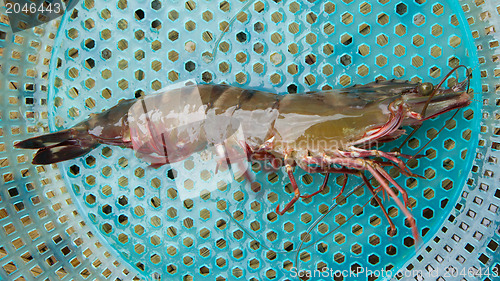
[15, 129, 99, 164]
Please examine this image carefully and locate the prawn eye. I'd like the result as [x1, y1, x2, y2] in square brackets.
[418, 82, 434, 96]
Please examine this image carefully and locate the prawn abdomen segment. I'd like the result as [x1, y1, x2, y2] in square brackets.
[127, 85, 279, 165]
[128, 86, 210, 164]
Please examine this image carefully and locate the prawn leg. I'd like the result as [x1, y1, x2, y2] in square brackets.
[366, 164, 419, 241]
[303, 155, 419, 242]
[338, 148, 424, 179]
[275, 163, 301, 215]
[300, 173, 348, 202]
[300, 173, 330, 199]
[360, 173, 397, 236]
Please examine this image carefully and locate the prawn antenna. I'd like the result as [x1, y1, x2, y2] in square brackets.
[294, 189, 374, 275]
[207, 0, 257, 62]
[224, 174, 371, 258]
[410, 109, 460, 160]
[293, 177, 378, 273]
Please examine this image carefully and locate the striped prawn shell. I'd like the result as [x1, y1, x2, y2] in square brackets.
[126, 81, 417, 164]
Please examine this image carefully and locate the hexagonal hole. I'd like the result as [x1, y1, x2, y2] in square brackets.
[151, 19, 162, 30]
[334, 252, 345, 263]
[340, 54, 352, 66]
[377, 13, 389, 26]
[352, 224, 363, 235]
[118, 195, 128, 206]
[305, 53, 316, 65]
[404, 236, 415, 247]
[412, 34, 424, 47]
[395, 23, 406, 36]
[324, 2, 335, 14]
[236, 32, 248, 43]
[408, 137, 420, 149]
[423, 187, 435, 199]
[358, 44, 370, 56]
[340, 33, 352, 45]
[432, 3, 444, 16]
[424, 167, 436, 179]
[393, 44, 406, 57]
[430, 45, 442, 58]
[253, 22, 265, 34]
[393, 65, 405, 77]
[431, 24, 443, 37]
[168, 70, 179, 82]
[335, 233, 346, 244]
[168, 31, 179, 41]
[102, 223, 112, 234]
[449, 35, 461, 48]
[359, 2, 371, 14]
[272, 11, 284, 23]
[185, 61, 196, 72]
[341, 12, 353, 25]
[306, 33, 317, 45]
[322, 64, 333, 76]
[102, 204, 112, 215]
[150, 235, 161, 246]
[270, 73, 281, 85]
[351, 243, 362, 255]
[314, 242, 327, 254]
[202, 71, 212, 82]
[369, 234, 380, 246]
[84, 18, 95, 30]
[429, 66, 441, 78]
[323, 22, 335, 35]
[304, 74, 316, 86]
[135, 9, 145, 20]
[339, 74, 351, 86]
[118, 214, 128, 225]
[422, 207, 434, 219]
[357, 64, 369, 77]
[370, 215, 381, 227]
[85, 194, 96, 205]
[117, 19, 128, 30]
[376, 54, 387, 67]
[386, 245, 397, 256]
[376, 34, 388, 46]
[412, 55, 424, 68]
[322, 44, 334, 56]
[396, 2, 407, 15]
[232, 248, 243, 259]
[284, 222, 295, 233]
[184, 20, 196, 32]
[443, 158, 454, 170]
[413, 13, 425, 26]
[358, 23, 370, 36]
[101, 48, 112, 60]
[152, 0, 161, 10]
[84, 38, 95, 50]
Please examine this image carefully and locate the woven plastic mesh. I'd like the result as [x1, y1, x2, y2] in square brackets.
[0, 0, 498, 280]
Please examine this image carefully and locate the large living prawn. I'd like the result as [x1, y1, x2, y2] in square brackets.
[16, 66, 472, 241]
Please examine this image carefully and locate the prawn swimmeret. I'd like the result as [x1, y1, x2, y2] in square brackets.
[16, 66, 472, 241]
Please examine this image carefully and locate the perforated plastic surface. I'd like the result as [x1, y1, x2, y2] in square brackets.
[0, 0, 499, 281]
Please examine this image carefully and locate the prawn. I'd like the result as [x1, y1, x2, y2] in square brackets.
[15, 66, 472, 241]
